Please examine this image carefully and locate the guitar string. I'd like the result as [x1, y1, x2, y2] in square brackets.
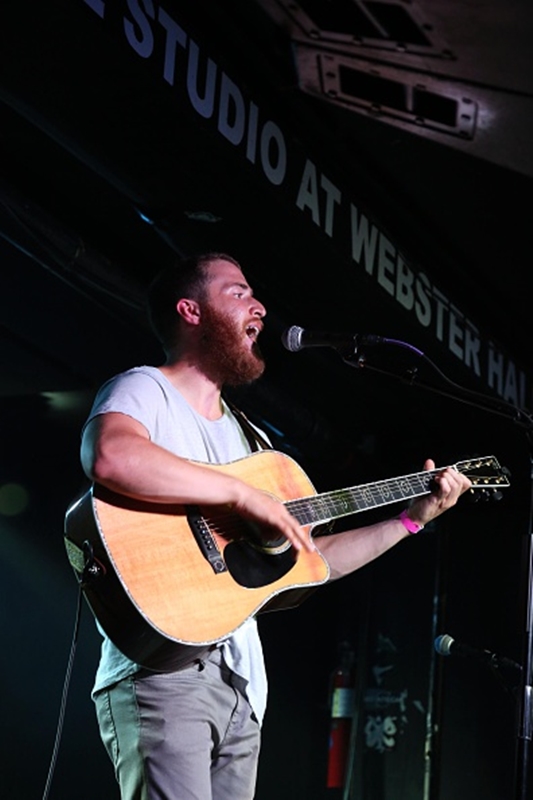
[283, 460, 501, 522]
[198, 460, 502, 536]
[200, 470, 440, 535]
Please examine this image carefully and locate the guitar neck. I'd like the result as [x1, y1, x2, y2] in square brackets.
[285, 468, 438, 527]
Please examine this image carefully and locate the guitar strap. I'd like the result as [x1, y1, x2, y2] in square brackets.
[224, 399, 272, 453]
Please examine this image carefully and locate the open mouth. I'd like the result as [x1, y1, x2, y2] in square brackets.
[245, 323, 261, 341]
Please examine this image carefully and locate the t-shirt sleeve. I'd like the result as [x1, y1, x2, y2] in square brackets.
[83, 370, 164, 439]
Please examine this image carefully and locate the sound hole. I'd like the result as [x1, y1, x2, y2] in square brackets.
[224, 538, 296, 588]
[197, 510, 296, 588]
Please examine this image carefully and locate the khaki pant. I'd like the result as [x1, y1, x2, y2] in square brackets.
[94, 649, 261, 800]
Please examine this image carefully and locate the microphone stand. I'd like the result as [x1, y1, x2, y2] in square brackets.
[515, 448, 533, 799]
[338, 337, 533, 800]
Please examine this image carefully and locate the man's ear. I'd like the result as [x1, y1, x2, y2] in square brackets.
[176, 298, 201, 326]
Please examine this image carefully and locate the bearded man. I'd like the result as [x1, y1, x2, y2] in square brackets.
[80, 252, 470, 800]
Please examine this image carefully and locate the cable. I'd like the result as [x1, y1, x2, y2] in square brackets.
[41, 586, 84, 800]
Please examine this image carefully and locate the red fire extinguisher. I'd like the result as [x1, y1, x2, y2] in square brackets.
[327, 640, 356, 793]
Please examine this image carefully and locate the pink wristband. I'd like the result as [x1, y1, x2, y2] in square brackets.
[399, 508, 424, 534]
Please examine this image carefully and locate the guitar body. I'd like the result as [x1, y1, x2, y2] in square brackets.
[64, 450, 330, 670]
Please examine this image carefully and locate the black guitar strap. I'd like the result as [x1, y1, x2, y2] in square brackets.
[224, 399, 273, 453]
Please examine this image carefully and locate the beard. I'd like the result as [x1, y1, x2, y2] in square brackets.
[199, 303, 266, 386]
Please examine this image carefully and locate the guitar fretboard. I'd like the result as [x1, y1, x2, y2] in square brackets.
[285, 469, 439, 526]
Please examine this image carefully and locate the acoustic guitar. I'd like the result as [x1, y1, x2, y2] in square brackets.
[64, 450, 509, 669]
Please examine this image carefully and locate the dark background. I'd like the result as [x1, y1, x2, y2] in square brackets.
[1, 1, 532, 798]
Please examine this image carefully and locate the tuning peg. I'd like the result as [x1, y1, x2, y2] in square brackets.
[468, 488, 481, 503]
[467, 486, 504, 504]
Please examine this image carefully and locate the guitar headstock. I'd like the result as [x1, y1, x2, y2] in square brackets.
[455, 455, 510, 502]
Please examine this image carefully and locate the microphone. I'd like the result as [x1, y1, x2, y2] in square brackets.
[281, 325, 385, 353]
[434, 634, 521, 673]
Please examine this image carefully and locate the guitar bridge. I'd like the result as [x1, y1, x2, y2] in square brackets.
[186, 505, 227, 575]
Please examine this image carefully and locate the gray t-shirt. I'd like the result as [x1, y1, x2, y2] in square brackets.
[85, 366, 268, 723]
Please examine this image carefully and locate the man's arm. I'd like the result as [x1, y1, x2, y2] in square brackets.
[314, 460, 472, 580]
[81, 411, 315, 552]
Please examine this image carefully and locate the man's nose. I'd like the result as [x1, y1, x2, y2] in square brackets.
[251, 298, 266, 318]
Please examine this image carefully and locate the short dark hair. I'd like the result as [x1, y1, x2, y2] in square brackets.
[147, 252, 240, 349]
